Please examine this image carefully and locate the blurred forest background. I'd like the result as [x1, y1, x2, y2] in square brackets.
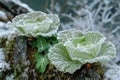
[21, 0, 48, 11]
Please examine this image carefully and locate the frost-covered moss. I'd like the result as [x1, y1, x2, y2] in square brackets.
[0, 48, 10, 72]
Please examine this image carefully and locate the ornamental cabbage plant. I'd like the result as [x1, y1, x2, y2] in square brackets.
[6, 11, 60, 37]
[48, 29, 116, 74]
[3, 11, 60, 74]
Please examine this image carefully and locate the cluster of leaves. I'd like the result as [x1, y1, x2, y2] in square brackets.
[0, 10, 60, 79]
[6, 11, 60, 37]
[48, 29, 116, 74]
[32, 36, 58, 73]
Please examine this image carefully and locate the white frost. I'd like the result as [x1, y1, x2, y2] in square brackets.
[0, 10, 7, 20]
[0, 22, 6, 27]
[0, 49, 10, 72]
[0, 25, 16, 41]
[104, 63, 120, 80]
[10, 0, 34, 12]
[5, 74, 15, 80]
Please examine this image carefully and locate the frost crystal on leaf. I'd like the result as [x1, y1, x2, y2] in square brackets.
[57, 29, 83, 43]
[6, 11, 60, 37]
[48, 29, 116, 74]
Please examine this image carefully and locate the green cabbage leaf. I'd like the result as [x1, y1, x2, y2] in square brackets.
[48, 29, 116, 74]
[6, 11, 60, 37]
